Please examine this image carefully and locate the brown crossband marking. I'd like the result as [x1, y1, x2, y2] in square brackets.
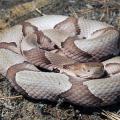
[6, 62, 39, 96]
[21, 22, 38, 36]
[54, 17, 80, 36]
[0, 42, 17, 48]
[61, 37, 95, 62]
[21, 22, 58, 51]
[45, 51, 75, 67]
[61, 78, 103, 107]
[35, 31, 58, 51]
[23, 48, 51, 65]
[23, 48, 57, 70]
[0, 42, 19, 53]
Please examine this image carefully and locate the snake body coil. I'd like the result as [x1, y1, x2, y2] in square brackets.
[0, 15, 120, 107]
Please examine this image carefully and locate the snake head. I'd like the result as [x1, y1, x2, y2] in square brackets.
[63, 62, 105, 79]
[35, 31, 58, 51]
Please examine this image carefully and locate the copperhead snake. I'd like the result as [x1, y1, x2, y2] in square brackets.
[0, 15, 120, 107]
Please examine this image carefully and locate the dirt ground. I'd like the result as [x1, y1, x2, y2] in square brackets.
[0, 0, 120, 120]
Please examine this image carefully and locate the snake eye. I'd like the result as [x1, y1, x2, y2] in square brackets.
[87, 70, 90, 72]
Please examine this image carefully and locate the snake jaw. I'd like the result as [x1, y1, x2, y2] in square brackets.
[61, 62, 105, 79]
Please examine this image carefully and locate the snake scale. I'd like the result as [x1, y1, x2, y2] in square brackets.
[0, 15, 120, 107]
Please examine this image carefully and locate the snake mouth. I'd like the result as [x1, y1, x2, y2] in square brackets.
[78, 70, 105, 79]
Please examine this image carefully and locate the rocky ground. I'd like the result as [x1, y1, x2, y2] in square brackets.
[0, 0, 120, 120]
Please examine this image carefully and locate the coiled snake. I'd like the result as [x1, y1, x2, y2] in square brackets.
[0, 15, 120, 107]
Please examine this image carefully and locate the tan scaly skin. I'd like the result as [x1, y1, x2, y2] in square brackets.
[0, 15, 120, 107]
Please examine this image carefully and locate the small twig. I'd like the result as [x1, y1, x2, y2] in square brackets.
[99, 13, 105, 21]
[0, 95, 23, 100]
[35, 8, 45, 16]
[78, 7, 117, 16]
[111, 1, 120, 6]
[101, 110, 120, 120]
